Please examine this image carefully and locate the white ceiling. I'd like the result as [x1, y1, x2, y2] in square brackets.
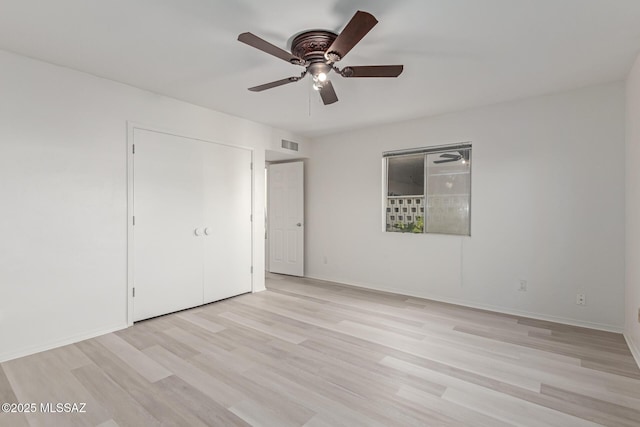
[1, 0, 640, 138]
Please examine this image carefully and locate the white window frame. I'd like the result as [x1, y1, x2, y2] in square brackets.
[382, 143, 472, 236]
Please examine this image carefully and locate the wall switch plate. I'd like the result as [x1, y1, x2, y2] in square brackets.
[576, 294, 586, 306]
[518, 280, 527, 292]
[323, 256, 328, 265]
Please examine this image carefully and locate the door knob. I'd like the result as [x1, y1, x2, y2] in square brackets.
[296, 223, 302, 227]
[194, 228, 204, 236]
[204, 227, 212, 236]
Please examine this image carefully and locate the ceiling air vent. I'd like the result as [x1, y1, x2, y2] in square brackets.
[281, 139, 299, 151]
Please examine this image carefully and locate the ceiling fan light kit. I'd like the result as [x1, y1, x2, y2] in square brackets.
[434, 150, 471, 164]
[237, 10, 404, 105]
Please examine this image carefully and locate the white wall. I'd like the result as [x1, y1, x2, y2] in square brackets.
[626, 54, 640, 363]
[307, 83, 625, 331]
[0, 49, 309, 362]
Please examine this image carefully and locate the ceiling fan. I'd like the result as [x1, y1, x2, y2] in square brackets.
[237, 10, 404, 105]
[434, 150, 470, 164]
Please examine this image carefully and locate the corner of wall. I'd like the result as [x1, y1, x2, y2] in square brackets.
[0, 323, 127, 363]
[625, 52, 640, 369]
[625, 334, 640, 369]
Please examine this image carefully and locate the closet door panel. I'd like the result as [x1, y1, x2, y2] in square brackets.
[133, 130, 204, 321]
[202, 143, 252, 303]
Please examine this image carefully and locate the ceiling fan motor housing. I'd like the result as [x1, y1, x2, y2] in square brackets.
[291, 30, 338, 65]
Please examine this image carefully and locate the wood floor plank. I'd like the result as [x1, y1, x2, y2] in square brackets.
[481, 380, 639, 427]
[71, 364, 161, 427]
[114, 321, 162, 350]
[442, 386, 602, 427]
[161, 327, 256, 373]
[0, 366, 29, 427]
[188, 354, 318, 425]
[396, 384, 513, 427]
[580, 359, 640, 380]
[218, 311, 308, 344]
[334, 320, 543, 392]
[229, 398, 311, 427]
[241, 363, 387, 427]
[456, 324, 640, 373]
[75, 339, 196, 426]
[540, 384, 640, 427]
[141, 344, 246, 408]
[175, 311, 226, 334]
[0, 364, 29, 427]
[116, 320, 201, 359]
[1, 273, 639, 426]
[383, 353, 639, 427]
[94, 333, 172, 383]
[2, 344, 112, 427]
[95, 420, 120, 427]
[257, 351, 453, 426]
[0, 365, 21, 411]
[152, 375, 251, 426]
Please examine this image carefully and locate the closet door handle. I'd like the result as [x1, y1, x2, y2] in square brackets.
[194, 228, 204, 236]
[204, 227, 212, 236]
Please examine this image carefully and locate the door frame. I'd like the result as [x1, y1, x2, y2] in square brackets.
[126, 122, 255, 326]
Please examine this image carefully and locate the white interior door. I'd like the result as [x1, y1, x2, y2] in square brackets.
[202, 142, 252, 303]
[268, 161, 304, 276]
[132, 129, 204, 321]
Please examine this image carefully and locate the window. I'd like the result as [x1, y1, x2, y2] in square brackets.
[384, 143, 471, 235]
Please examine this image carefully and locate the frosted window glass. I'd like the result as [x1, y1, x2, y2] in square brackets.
[425, 150, 471, 236]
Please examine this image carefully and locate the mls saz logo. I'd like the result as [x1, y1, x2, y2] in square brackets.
[41, 402, 87, 413]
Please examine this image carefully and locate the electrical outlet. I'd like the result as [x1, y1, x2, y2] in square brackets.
[518, 280, 527, 292]
[576, 294, 586, 306]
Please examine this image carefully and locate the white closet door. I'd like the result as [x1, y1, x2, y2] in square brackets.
[202, 143, 252, 303]
[268, 161, 304, 276]
[133, 130, 204, 321]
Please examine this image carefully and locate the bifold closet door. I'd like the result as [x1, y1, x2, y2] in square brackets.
[132, 130, 205, 321]
[202, 142, 252, 303]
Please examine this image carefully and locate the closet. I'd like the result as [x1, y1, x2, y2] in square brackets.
[131, 128, 252, 321]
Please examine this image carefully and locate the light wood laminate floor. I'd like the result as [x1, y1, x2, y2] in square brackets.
[1, 274, 640, 426]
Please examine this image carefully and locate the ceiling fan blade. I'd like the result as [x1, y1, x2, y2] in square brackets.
[459, 150, 471, 161]
[434, 158, 458, 164]
[319, 80, 338, 105]
[340, 65, 404, 78]
[439, 153, 460, 159]
[238, 32, 304, 65]
[248, 76, 301, 92]
[325, 11, 378, 61]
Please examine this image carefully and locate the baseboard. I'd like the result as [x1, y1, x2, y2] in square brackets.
[0, 323, 128, 363]
[624, 333, 640, 369]
[304, 274, 623, 334]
